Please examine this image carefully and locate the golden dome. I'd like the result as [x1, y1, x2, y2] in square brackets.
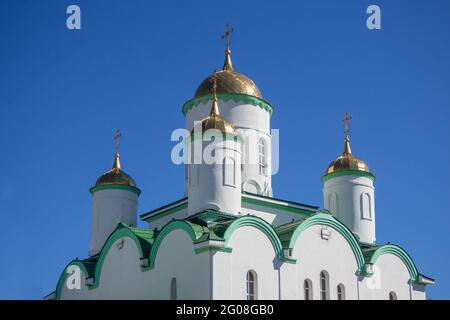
[325, 136, 370, 175]
[194, 47, 262, 99]
[94, 152, 137, 187]
[192, 77, 236, 136]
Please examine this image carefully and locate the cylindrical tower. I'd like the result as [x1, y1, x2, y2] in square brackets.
[89, 144, 140, 256]
[187, 80, 242, 216]
[322, 119, 376, 244]
[183, 38, 273, 197]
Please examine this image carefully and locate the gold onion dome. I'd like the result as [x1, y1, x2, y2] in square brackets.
[94, 152, 137, 187]
[325, 135, 370, 175]
[194, 42, 262, 99]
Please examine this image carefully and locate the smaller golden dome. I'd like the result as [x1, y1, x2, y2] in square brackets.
[192, 75, 236, 136]
[325, 136, 370, 175]
[192, 95, 235, 136]
[94, 152, 137, 187]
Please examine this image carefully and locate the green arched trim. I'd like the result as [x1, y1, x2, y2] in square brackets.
[223, 216, 283, 258]
[55, 260, 91, 300]
[182, 93, 274, 116]
[93, 227, 149, 287]
[90, 184, 141, 195]
[321, 170, 376, 183]
[148, 220, 206, 270]
[369, 244, 419, 282]
[288, 212, 366, 272]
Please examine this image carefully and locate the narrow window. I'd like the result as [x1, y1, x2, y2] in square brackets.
[389, 291, 397, 300]
[304, 279, 313, 300]
[223, 157, 236, 187]
[337, 284, 345, 300]
[328, 192, 338, 218]
[320, 271, 330, 300]
[258, 138, 267, 176]
[170, 277, 177, 300]
[246, 270, 257, 300]
[360, 192, 372, 220]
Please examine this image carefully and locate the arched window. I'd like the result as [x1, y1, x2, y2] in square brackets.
[389, 291, 397, 300]
[337, 284, 345, 300]
[258, 138, 267, 176]
[360, 192, 372, 220]
[320, 271, 330, 300]
[246, 270, 257, 300]
[304, 279, 313, 300]
[223, 157, 236, 187]
[328, 192, 338, 218]
[170, 277, 177, 300]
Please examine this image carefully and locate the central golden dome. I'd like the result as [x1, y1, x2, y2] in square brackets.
[194, 47, 262, 99]
[325, 136, 370, 175]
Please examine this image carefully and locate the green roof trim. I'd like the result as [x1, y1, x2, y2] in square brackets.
[148, 220, 208, 270]
[242, 195, 317, 216]
[223, 215, 284, 259]
[321, 170, 376, 183]
[90, 184, 141, 195]
[286, 211, 366, 272]
[368, 244, 419, 282]
[182, 93, 274, 116]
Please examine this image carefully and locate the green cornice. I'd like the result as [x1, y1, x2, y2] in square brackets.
[144, 203, 188, 223]
[223, 216, 284, 259]
[287, 212, 366, 272]
[321, 170, 376, 183]
[182, 93, 274, 116]
[369, 244, 419, 282]
[242, 195, 316, 216]
[90, 184, 141, 196]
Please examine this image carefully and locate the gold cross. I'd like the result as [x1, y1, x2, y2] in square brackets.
[341, 112, 352, 137]
[221, 24, 234, 49]
[114, 129, 122, 153]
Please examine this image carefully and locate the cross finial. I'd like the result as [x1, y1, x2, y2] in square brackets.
[221, 24, 234, 50]
[341, 112, 352, 137]
[114, 129, 122, 154]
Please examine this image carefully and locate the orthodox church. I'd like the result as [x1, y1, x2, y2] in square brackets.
[49, 31, 434, 300]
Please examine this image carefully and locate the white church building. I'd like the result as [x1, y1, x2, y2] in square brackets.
[50, 34, 434, 300]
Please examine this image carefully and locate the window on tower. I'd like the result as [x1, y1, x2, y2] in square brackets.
[389, 291, 397, 300]
[223, 157, 236, 187]
[246, 270, 257, 300]
[258, 138, 267, 176]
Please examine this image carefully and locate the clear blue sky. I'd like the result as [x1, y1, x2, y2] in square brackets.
[0, 0, 448, 299]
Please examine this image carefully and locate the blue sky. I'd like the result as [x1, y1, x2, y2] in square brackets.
[0, 0, 448, 299]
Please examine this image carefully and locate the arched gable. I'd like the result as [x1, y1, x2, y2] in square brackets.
[369, 244, 419, 282]
[288, 212, 366, 271]
[223, 215, 283, 258]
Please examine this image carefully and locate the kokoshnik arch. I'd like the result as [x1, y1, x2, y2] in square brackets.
[48, 27, 434, 300]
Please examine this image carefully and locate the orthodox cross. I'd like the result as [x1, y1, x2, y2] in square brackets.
[114, 129, 122, 154]
[341, 112, 352, 137]
[221, 24, 234, 49]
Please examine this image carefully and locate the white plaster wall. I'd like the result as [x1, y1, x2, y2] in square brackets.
[186, 100, 272, 196]
[212, 226, 279, 300]
[323, 175, 376, 244]
[152, 229, 211, 299]
[286, 224, 359, 300]
[90, 189, 138, 256]
[359, 253, 419, 300]
[188, 138, 242, 215]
